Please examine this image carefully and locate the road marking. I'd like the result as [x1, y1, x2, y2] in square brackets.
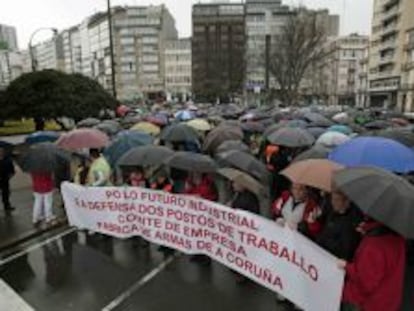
[0, 227, 77, 266]
[0, 279, 35, 311]
[102, 255, 176, 311]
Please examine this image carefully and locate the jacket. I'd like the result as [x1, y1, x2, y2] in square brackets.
[151, 180, 173, 193]
[185, 176, 217, 202]
[272, 191, 322, 238]
[31, 172, 54, 193]
[343, 224, 406, 311]
[315, 205, 363, 261]
[87, 156, 111, 186]
[0, 156, 15, 182]
[232, 190, 260, 214]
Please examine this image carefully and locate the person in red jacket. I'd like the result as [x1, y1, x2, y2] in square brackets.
[338, 219, 406, 311]
[31, 171, 55, 227]
[271, 183, 322, 238]
[184, 173, 217, 202]
[185, 172, 217, 265]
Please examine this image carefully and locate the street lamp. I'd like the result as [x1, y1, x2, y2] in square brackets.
[28, 27, 58, 72]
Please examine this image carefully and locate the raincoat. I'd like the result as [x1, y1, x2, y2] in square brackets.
[343, 222, 406, 311]
[87, 156, 111, 186]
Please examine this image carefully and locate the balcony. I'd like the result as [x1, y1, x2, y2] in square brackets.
[381, 22, 399, 38]
[378, 55, 395, 66]
[382, 5, 400, 23]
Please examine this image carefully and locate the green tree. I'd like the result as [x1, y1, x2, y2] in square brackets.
[2, 70, 118, 129]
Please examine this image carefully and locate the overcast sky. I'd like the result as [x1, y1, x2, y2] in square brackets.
[0, 0, 373, 49]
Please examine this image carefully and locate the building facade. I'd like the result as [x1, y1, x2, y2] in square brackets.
[192, 2, 246, 100]
[0, 50, 24, 90]
[0, 24, 18, 51]
[58, 5, 178, 100]
[324, 34, 369, 106]
[369, 0, 414, 111]
[164, 38, 192, 101]
[244, 0, 292, 92]
[31, 34, 65, 71]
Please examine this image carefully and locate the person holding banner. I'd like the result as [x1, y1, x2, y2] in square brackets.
[271, 183, 322, 237]
[338, 218, 406, 311]
[150, 169, 173, 192]
[151, 169, 175, 257]
[230, 180, 260, 283]
[315, 191, 363, 262]
[185, 172, 218, 265]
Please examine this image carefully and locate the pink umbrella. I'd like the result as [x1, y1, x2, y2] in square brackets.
[116, 105, 131, 117]
[56, 128, 109, 150]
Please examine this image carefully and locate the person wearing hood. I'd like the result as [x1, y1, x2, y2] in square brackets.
[338, 219, 406, 311]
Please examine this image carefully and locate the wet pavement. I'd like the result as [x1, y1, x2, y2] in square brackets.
[0, 228, 412, 311]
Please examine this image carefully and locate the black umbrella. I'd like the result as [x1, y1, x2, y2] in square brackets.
[216, 150, 269, 182]
[216, 140, 250, 154]
[267, 127, 315, 148]
[19, 143, 70, 173]
[303, 112, 333, 128]
[164, 151, 217, 173]
[203, 125, 243, 154]
[293, 145, 329, 162]
[375, 129, 414, 148]
[334, 167, 414, 239]
[364, 120, 392, 130]
[241, 122, 265, 134]
[160, 124, 199, 143]
[306, 127, 326, 139]
[77, 118, 100, 128]
[117, 145, 173, 167]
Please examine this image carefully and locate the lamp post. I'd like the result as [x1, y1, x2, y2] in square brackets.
[28, 27, 58, 72]
[107, 0, 117, 99]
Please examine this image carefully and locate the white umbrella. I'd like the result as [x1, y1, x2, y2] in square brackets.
[316, 131, 350, 149]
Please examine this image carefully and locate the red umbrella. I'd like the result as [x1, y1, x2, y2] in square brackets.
[56, 128, 109, 150]
[116, 105, 131, 117]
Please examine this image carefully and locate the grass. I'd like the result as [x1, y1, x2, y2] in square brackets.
[0, 119, 61, 136]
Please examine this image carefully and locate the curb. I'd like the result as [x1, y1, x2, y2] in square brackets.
[0, 217, 68, 253]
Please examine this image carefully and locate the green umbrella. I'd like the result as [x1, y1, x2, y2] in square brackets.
[333, 167, 414, 238]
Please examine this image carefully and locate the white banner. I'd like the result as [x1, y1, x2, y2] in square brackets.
[61, 182, 344, 311]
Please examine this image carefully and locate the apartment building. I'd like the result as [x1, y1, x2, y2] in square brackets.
[192, 2, 246, 100]
[244, 0, 292, 91]
[164, 38, 192, 101]
[0, 24, 18, 51]
[324, 34, 369, 106]
[369, 0, 414, 111]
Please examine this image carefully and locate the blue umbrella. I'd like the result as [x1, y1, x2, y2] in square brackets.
[327, 125, 353, 135]
[104, 130, 153, 167]
[329, 137, 414, 173]
[25, 131, 60, 145]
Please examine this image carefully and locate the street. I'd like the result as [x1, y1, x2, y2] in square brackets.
[0, 229, 284, 311]
[0, 224, 412, 311]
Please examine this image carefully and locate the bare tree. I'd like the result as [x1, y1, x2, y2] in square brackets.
[269, 10, 330, 106]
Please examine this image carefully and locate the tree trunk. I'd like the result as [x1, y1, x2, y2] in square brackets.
[34, 117, 45, 131]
